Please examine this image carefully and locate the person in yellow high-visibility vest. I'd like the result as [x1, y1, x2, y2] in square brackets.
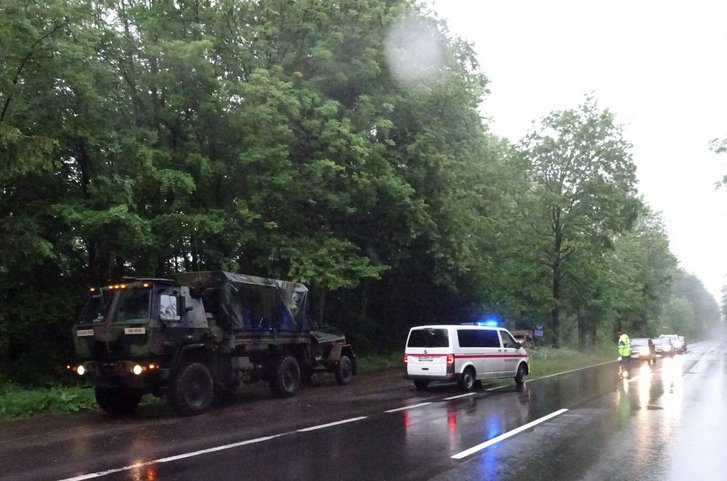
[616, 329, 632, 377]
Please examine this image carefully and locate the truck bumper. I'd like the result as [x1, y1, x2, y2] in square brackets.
[74, 360, 170, 392]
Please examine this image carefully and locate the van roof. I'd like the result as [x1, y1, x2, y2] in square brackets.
[409, 324, 505, 330]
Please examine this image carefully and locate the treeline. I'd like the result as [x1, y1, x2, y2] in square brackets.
[0, 0, 720, 383]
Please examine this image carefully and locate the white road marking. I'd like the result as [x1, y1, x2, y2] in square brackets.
[451, 408, 569, 460]
[296, 416, 368, 432]
[57, 417, 369, 481]
[57, 434, 283, 481]
[385, 402, 432, 413]
[58, 372, 585, 480]
[443, 392, 476, 400]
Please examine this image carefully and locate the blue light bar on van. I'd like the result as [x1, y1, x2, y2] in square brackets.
[463, 316, 501, 327]
[477, 320, 499, 327]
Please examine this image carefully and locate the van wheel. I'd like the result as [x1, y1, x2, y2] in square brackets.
[514, 364, 527, 385]
[458, 367, 476, 391]
[413, 379, 429, 390]
[269, 354, 301, 398]
[169, 362, 214, 416]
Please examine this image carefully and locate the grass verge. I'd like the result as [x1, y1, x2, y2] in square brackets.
[527, 346, 615, 378]
[0, 384, 97, 419]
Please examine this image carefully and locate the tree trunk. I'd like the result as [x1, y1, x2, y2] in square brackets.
[551, 259, 561, 348]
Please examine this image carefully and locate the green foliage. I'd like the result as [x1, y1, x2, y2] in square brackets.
[667, 271, 721, 339]
[0, 384, 97, 419]
[0, 0, 693, 381]
[514, 95, 641, 346]
[355, 352, 404, 373]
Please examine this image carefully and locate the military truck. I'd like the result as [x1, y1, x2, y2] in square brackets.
[69, 271, 356, 416]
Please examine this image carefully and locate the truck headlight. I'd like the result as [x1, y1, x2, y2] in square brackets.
[77, 365, 86, 376]
[132, 364, 144, 375]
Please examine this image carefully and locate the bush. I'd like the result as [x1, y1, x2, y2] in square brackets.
[0, 384, 97, 419]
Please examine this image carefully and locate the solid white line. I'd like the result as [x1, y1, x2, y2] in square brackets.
[451, 408, 569, 460]
[58, 416, 369, 481]
[296, 416, 368, 432]
[57, 434, 283, 481]
[444, 392, 476, 400]
[385, 402, 432, 413]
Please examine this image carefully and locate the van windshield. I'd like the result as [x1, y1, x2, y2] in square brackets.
[407, 328, 449, 348]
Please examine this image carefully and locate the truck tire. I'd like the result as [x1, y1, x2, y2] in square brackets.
[95, 387, 143, 415]
[169, 362, 214, 416]
[269, 354, 301, 398]
[334, 355, 354, 385]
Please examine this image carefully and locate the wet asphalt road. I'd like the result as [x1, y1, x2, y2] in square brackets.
[1, 339, 724, 481]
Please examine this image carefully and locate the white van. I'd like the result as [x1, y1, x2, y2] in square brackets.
[404, 325, 529, 391]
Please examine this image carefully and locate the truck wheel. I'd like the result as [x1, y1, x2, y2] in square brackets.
[514, 363, 527, 386]
[269, 354, 301, 398]
[458, 367, 476, 391]
[169, 362, 214, 416]
[95, 387, 142, 415]
[334, 355, 354, 385]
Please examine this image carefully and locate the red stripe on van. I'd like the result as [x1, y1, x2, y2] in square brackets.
[409, 353, 527, 359]
[456, 354, 528, 359]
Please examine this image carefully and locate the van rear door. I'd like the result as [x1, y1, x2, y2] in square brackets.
[406, 327, 451, 377]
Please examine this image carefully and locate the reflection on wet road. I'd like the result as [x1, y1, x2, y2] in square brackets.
[1, 341, 724, 481]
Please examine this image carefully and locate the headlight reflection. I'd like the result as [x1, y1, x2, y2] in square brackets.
[660, 356, 684, 415]
[128, 462, 156, 481]
[637, 363, 652, 409]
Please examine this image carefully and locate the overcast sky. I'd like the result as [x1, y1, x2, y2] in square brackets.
[429, 0, 727, 301]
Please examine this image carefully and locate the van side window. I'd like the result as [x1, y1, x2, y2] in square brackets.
[500, 331, 518, 348]
[407, 328, 449, 348]
[458, 330, 478, 347]
[458, 329, 500, 347]
[480, 330, 500, 347]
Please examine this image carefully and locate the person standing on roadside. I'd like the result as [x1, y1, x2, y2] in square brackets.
[616, 329, 632, 377]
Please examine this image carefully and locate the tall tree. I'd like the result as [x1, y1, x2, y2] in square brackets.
[516, 96, 640, 346]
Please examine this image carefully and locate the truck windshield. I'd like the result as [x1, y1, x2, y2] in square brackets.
[78, 288, 151, 325]
[111, 289, 151, 324]
[78, 293, 107, 325]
